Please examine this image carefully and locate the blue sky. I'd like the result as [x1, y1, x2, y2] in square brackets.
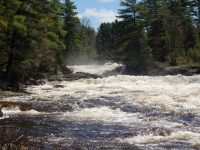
[71, 0, 121, 30]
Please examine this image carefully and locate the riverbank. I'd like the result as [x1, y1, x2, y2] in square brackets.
[124, 63, 200, 76]
[0, 63, 200, 92]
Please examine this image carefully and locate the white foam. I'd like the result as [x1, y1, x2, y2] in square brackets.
[62, 106, 142, 125]
[2, 64, 199, 145]
[116, 131, 200, 145]
[67, 62, 123, 75]
[2, 107, 41, 115]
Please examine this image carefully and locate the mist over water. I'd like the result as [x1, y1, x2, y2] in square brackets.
[67, 62, 123, 75]
[1, 63, 200, 149]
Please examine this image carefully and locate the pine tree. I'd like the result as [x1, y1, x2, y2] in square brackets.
[0, 0, 67, 80]
[118, 0, 139, 23]
[63, 0, 80, 63]
[164, 0, 196, 65]
[117, 0, 151, 70]
[141, 0, 169, 62]
[96, 23, 113, 59]
[80, 18, 97, 60]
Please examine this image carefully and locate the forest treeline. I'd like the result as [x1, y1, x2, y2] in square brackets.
[0, 0, 96, 82]
[1, 0, 200, 82]
[97, 0, 200, 70]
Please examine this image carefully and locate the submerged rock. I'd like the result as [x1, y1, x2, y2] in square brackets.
[53, 85, 64, 88]
[102, 65, 125, 77]
[0, 101, 32, 111]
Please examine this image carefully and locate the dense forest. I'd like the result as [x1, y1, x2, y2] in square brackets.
[97, 0, 200, 70]
[0, 0, 97, 83]
[0, 0, 200, 83]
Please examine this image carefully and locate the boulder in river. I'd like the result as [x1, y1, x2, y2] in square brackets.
[0, 101, 32, 111]
[64, 72, 101, 81]
[123, 63, 168, 76]
[165, 66, 200, 75]
[53, 85, 64, 88]
[0, 107, 3, 117]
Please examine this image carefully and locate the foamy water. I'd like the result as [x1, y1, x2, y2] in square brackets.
[1, 63, 200, 149]
[67, 62, 123, 75]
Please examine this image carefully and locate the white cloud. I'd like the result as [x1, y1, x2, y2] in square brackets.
[99, 0, 114, 3]
[79, 8, 117, 23]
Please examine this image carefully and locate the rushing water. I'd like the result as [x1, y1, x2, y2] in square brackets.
[0, 63, 200, 149]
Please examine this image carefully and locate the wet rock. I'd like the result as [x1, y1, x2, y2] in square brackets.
[185, 67, 200, 76]
[53, 85, 64, 88]
[180, 112, 195, 122]
[165, 66, 189, 75]
[149, 127, 171, 136]
[48, 75, 64, 81]
[60, 65, 72, 75]
[0, 107, 3, 117]
[26, 78, 46, 85]
[120, 132, 138, 138]
[123, 63, 167, 76]
[102, 66, 125, 77]
[0, 101, 32, 111]
[64, 72, 101, 81]
[192, 143, 200, 150]
[165, 66, 200, 76]
[63, 104, 74, 112]
[123, 63, 200, 76]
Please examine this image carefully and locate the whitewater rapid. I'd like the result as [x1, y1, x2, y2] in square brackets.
[67, 62, 123, 75]
[1, 63, 200, 149]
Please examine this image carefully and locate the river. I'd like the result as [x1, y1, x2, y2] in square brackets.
[0, 63, 200, 149]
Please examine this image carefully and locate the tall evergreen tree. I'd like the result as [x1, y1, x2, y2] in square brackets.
[80, 18, 97, 60]
[141, 0, 169, 62]
[63, 0, 80, 62]
[96, 23, 113, 59]
[117, 0, 151, 70]
[0, 0, 67, 80]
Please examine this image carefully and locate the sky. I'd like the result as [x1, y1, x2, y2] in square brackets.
[71, 0, 121, 30]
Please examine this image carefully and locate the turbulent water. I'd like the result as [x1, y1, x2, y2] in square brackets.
[1, 63, 200, 149]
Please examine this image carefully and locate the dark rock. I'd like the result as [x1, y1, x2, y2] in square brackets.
[149, 127, 171, 136]
[185, 67, 200, 76]
[63, 104, 74, 112]
[53, 85, 64, 88]
[102, 65, 125, 77]
[48, 75, 64, 82]
[0, 101, 32, 111]
[123, 63, 200, 76]
[165, 66, 188, 75]
[0, 108, 3, 117]
[26, 79, 46, 86]
[60, 65, 72, 75]
[64, 72, 101, 81]
[165, 66, 200, 76]
[146, 63, 168, 76]
[123, 63, 167, 76]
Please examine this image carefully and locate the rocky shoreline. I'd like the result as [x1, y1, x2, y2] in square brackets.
[124, 64, 200, 76]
